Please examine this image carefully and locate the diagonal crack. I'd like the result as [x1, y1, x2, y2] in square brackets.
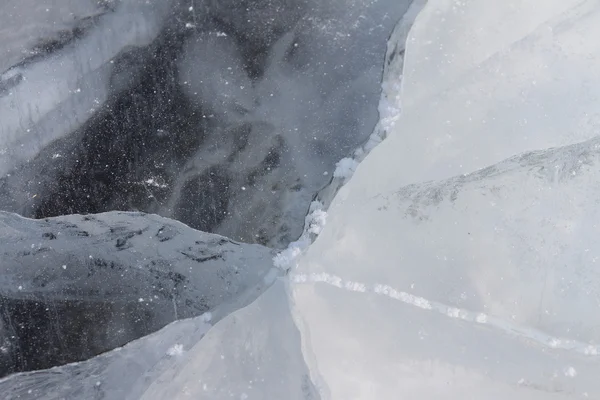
[291, 272, 599, 357]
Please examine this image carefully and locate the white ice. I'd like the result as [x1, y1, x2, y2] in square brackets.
[291, 0, 600, 398]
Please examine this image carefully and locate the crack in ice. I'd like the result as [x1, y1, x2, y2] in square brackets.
[291, 272, 600, 357]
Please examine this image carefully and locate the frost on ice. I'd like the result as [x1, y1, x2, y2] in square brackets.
[166, 344, 184, 357]
[273, 201, 326, 271]
[332, 157, 359, 180]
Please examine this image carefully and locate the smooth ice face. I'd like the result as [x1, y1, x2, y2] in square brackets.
[292, 140, 600, 398]
[0, 0, 109, 73]
[0, 0, 173, 176]
[290, 1, 600, 398]
[0, 315, 213, 400]
[137, 282, 319, 400]
[357, 0, 600, 199]
[0, 211, 276, 376]
[0, 281, 319, 400]
[0, 0, 413, 249]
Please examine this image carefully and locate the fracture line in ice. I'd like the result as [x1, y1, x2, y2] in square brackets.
[273, 201, 327, 270]
[291, 272, 600, 357]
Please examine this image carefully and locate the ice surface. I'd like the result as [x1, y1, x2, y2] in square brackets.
[291, 0, 600, 398]
[0, 316, 212, 400]
[0, 0, 108, 73]
[292, 139, 600, 398]
[0, 0, 414, 249]
[315, 0, 425, 204]
[0, 281, 318, 400]
[0, 0, 173, 177]
[0, 211, 276, 376]
[137, 281, 318, 400]
[4, 0, 600, 398]
[360, 0, 600, 197]
[171, 0, 416, 247]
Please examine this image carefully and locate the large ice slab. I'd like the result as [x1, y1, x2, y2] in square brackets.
[0, 211, 276, 376]
[0, 0, 414, 249]
[290, 1, 600, 398]
[0, 281, 317, 400]
[356, 0, 600, 200]
[0, 314, 212, 400]
[138, 281, 319, 400]
[292, 138, 600, 398]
